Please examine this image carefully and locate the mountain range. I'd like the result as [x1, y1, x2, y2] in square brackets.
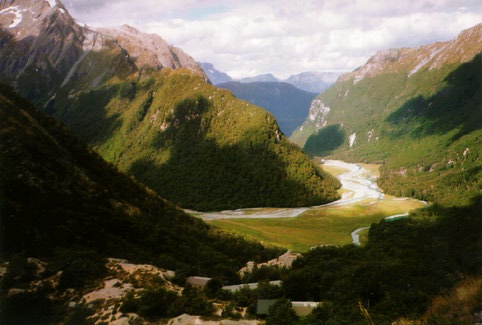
[199, 63, 340, 135]
[291, 23, 482, 206]
[0, 0, 340, 211]
[216, 81, 317, 136]
[199, 62, 341, 93]
[1, 1, 482, 323]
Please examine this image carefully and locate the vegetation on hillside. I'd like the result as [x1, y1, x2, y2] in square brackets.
[49, 69, 340, 211]
[0, 84, 280, 283]
[217, 81, 317, 136]
[280, 199, 482, 323]
[293, 51, 482, 207]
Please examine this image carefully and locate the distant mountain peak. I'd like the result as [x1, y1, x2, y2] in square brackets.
[199, 62, 233, 84]
[239, 73, 280, 83]
[97, 25, 206, 76]
[0, 0, 75, 39]
[0, 0, 206, 99]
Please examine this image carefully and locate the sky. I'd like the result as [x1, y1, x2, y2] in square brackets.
[62, 0, 482, 79]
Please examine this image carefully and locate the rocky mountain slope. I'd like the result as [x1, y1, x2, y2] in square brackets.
[0, 0, 340, 211]
[216, 81, 317, 136]
[291, 23, 482, 205]
[0, 0, 205, 105]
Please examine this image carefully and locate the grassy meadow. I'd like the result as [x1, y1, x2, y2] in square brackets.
[207, 163, 426, 252]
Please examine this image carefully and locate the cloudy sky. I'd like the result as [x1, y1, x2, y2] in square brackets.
[63, 0, 482, 79]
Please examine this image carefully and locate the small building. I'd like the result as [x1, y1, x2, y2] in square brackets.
[291, 301, 320, 316]
[256, 299, 321, 317]
[186, 276, 211, 288]
[222, 280, 282, 293]
[256, 299, 278, 316]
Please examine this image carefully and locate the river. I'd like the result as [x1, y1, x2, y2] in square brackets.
[188, 160, 423, 245]
[189, 160, 385, 220]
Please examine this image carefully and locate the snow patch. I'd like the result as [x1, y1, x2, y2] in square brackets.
[308, 99, 330, 129]
[0, 6, 23, 28]
[414, 45, 446, 74]
[353, 75, 363, 84]
[408, 56, 430, 77]
[45, 0, 57, 7]
[349, 132, 356, 148]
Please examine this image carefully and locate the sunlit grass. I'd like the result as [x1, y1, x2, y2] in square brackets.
[320, 164, 348, 177]
[207, 162, 426, 252]
[208, 197, 425, 252]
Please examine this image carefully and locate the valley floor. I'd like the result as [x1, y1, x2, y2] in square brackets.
[189, 160, 426, 251]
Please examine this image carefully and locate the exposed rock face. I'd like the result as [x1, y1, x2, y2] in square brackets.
[340, 23, 482, 84]
[0, 0, 85, 97]
[97, 25, 205, 76]
[0, 0, 205, 104]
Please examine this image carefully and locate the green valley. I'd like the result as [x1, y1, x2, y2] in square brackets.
[2, 1, 482, 324]
[292, 25, 482, 208]
[0, 1, 340, 211]
[206, 162, 426, 251]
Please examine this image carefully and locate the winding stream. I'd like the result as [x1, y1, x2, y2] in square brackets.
[190, 160, 385, 221]
[188, 160, 424, 245]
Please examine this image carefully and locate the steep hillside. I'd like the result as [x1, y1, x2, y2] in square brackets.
[0, 84, 277, 275]
[0, 0, 340, 211]
[291, 23, 482, 206]
[50, 69, 339, 211]
[0, 0, 204, 105]
[0, 84, 284, 324]
[217, 81, 317, 136]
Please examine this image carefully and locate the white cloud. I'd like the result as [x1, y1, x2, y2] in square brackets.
[63, 0, 482, 79]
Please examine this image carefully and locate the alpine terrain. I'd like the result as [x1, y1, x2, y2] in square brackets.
[216, 81, 317, 136]
[0, 0, 340, 211]
[0, 84, 282, 324]
[292, 23, 482, 206]
[1, 1, 482, 324]
[199, 63, 339, 136]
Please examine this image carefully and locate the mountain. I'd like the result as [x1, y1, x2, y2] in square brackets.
[199, 63, 341, 92]
[217, 81, 317, 136]
[291, 23, 482, 206]
[0, 83, 279, 273]
[199, 62, 233, 84]
[0, 84, 283, 323]
[0, 0, 205, 106]
[285, 71, 342, 93]
[239, 73, 280, 83]
[198, 64, 332, 135]
[0, 0, 340, 211]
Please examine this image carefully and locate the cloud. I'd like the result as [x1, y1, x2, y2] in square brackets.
[63, 0, 482, 79]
